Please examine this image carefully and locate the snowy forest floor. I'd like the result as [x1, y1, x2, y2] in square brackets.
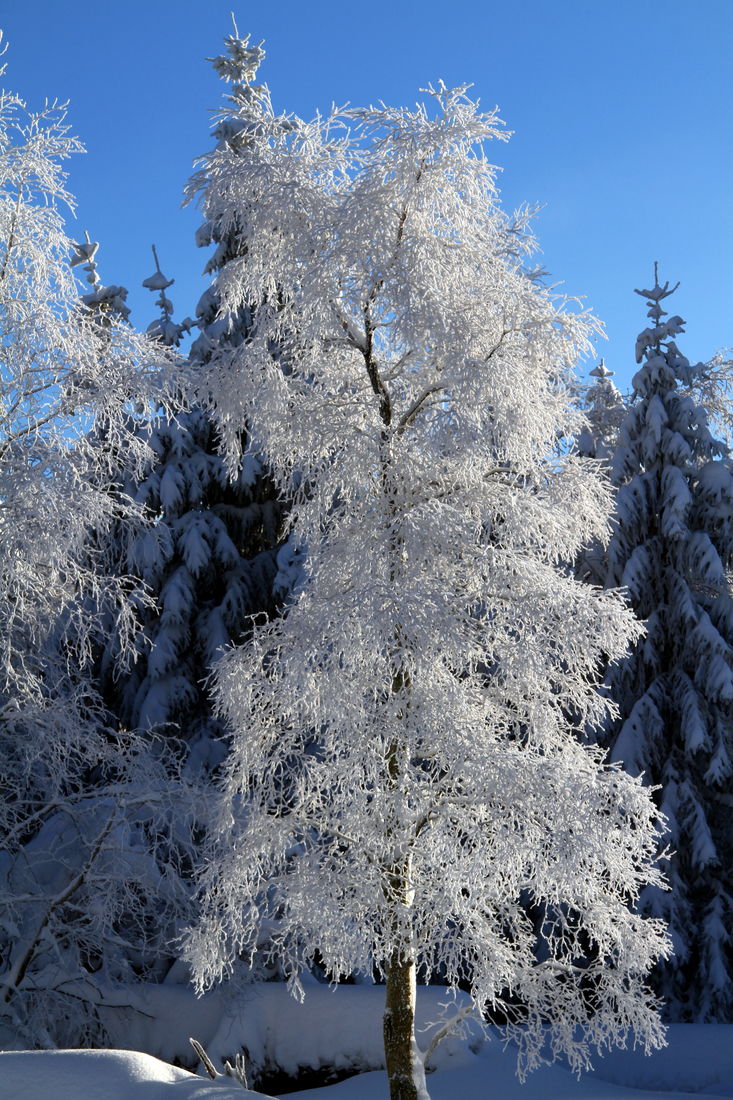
[4, 1024, 733, 1100]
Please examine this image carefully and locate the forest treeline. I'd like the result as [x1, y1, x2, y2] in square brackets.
[0, 26, 730, 1100]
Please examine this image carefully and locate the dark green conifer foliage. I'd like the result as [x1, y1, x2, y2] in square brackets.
[605, 268, 733, 1020]
[98, 37, 286, 770]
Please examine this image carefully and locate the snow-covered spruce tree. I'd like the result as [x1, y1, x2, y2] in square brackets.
[577, 359, 627, 462]
[604, 270, 733, 1021]
[0, 46, 196, 1046]
[182, 72, 669, 1100]
[96, 35, 284, 770]
[574, 360, 628, 587]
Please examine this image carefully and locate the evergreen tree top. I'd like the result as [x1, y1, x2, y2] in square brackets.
[208, 25, 265, 86]
[206, 26, 280, 149]
[143, 244, 193, 347]
[71, 229, 130, 323]
[576, 359, 625, 462]
[631, 266, 696, 394]
[634, 262, 681, 318]
[589, 357, 613, 379]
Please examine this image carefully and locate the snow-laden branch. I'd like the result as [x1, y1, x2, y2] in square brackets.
[1, 811, 116, 1004]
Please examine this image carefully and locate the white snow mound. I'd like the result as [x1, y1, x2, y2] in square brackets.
[0, 1048, 276, 1100]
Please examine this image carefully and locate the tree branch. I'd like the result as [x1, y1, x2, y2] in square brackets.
[423, 1001, 477, 1071]
[1, 811, 117, 1004]
[397, 384, 445, 433]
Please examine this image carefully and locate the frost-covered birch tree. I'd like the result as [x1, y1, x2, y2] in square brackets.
[183, 49, 669, 1100]
[605, 270, 733, 1021]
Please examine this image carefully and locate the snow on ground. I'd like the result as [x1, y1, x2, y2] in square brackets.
[0, 1049, 273, 1100]
[296, 1028, 733, 1100]
[4, 1027, 733, 1100]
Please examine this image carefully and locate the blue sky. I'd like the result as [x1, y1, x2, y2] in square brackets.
[2, 1, 731, 391]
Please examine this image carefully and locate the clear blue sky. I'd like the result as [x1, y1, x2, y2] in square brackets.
[3, 1, 731, 391]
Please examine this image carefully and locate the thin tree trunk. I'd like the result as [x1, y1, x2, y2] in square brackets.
[368, 327, 428, 1099]
[382, 840, 429, 1100]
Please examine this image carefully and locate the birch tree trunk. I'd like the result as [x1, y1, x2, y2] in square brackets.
[382, 734, 427, 1098]
[383, 842, 427, 1100]
[384, 944, 421, 1100]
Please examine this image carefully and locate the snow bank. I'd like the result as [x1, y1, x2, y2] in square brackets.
[203, 981, 479, 1080]
[7, 1028, 733, 1100]
[94, 979, 479, 1080]
[295, 1029, 733, 1099]
[0, 1049, 275, 1100]
[589, 1024, 733, 1096]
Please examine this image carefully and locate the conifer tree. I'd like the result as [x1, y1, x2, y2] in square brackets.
[97, 34, 285, 768]
[575, 360, 627, 586]
[577, 359, 627, 462]
[605, 268, 733, 1020]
